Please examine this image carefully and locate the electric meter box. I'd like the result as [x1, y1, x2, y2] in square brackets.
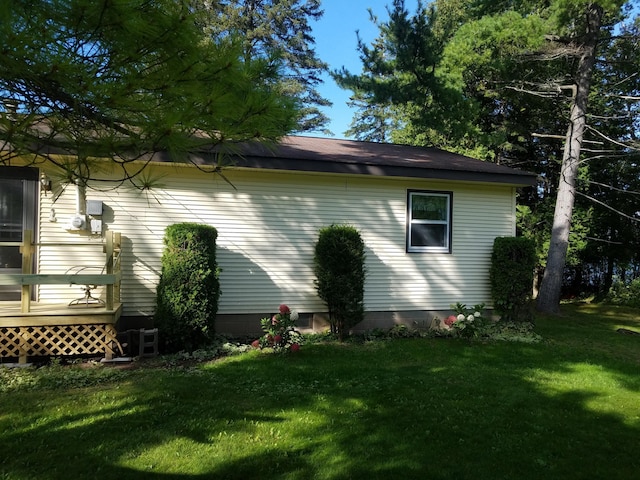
[67, 214, 87, 231]
[86, 200, 103, 216]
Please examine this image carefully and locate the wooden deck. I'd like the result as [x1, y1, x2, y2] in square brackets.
[0, 231, 124, 364]
[0, 302, 123, 364]
[0, 301, 123, 326]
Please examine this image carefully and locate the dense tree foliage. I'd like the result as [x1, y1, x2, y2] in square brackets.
[0, 0, 297, 187]
[193, 0, 331, 133]
[335, 0, 640, 312]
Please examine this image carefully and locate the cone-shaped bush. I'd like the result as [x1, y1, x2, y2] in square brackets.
[155, 223, 220, 352]
[314, 225, 366, 339]
[490, 236, 536, 321]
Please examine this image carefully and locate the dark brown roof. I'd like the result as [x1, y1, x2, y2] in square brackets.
[210, 136, 537, 186]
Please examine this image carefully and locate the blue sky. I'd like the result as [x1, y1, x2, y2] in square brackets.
[309, 1, 640, 139]
[309, 0, 401, 139]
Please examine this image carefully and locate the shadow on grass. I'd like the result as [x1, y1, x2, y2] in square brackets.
[535, 303, 640, 375]
[1, 307, 639, 479]
[540, 302, 640, 332]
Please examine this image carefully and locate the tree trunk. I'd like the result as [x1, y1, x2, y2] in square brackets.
[536, 4, 603, 314]
[603, 255, 615, 294]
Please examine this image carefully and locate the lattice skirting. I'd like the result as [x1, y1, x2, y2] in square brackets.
[0, 324, 122, 360]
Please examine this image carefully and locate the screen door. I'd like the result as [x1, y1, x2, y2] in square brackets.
[0, 167, 38, 301]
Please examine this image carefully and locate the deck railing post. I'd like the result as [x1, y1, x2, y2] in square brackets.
[113, 232, 121, 304]
[105, 233, 114, 311]
[19, 230, 33, 313]
[18, 329, 28, 364]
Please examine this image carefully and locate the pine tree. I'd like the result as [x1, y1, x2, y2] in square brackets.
[0, 0, 297, 187]
[193, 0, 331, 133]
[335, 0, 639, 313]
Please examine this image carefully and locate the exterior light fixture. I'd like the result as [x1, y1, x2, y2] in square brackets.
[40, 173, 52, 193]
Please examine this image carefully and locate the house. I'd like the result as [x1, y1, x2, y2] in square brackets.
[1, 136, 536, 351]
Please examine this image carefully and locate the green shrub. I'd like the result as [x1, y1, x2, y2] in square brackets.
[490, 236, 536, 321]
[314, 225, 366, 340]
[386, 324, 422, 339]
[155, 223, 221, 353]
[605, 277, 640, 308]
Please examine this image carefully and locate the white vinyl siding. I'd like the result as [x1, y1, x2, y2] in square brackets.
[36, 188, 105, 303]
[36, 164, 516, 316]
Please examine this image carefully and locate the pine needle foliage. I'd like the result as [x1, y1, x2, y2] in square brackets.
[0, 0, 297, 187]
[194, 0, 331, 133]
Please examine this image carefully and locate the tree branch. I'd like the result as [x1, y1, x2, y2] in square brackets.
[585, 236, 624, 245]
[586, 125, 640, 151]
[507, 83, 576, 98]
[587, 180, 640, 196]
[531, 132, 603, 144]
[576, 191, 640, 222]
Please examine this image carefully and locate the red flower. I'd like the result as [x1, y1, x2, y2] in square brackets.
[267, 334, 274, 344]
[279, 304, 290, 315]
[274, 334, 283, 344]
[444, 315, 457, 327]
[251, 339, 260, 349]
[290, 343, 300, 352]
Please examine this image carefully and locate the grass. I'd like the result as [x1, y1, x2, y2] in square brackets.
[1, 303, 639, 479]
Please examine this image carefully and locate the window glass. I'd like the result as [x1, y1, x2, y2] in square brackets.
[410, 224, 447, 247]
[0, 179, 24, 242]
[411, 195, 447, 221]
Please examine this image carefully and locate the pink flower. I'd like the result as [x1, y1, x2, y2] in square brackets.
[290, 343, 300, 352]
[274, 335, 283, 344]
[272, 315, 280, 326]
[444, 315, 457, 327]
[279, 304, 290, 315]
[251, 339, 260, 349]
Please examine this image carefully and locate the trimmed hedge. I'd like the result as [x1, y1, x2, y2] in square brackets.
[155, 223, 220, 353]
[490, 236, 536, 321]
[314, 225, 366, 340]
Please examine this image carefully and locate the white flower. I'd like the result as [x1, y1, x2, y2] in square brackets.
[290, 310, 299, 321]
[457, 314, 465, 322]
[467, 314, 475, 322]
[474, 311, 481, 318]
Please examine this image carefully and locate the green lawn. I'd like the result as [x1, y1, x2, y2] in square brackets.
[1, 304, 639, 480]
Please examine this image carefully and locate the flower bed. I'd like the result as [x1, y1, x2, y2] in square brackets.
[252, 304, 302, 353]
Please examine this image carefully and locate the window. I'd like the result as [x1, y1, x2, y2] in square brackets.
[406, 190, 452, 253]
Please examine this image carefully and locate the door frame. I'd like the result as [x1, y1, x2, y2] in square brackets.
[0, 166, 39, 301]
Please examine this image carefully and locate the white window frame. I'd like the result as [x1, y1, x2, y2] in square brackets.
[406, 190, 452, 253]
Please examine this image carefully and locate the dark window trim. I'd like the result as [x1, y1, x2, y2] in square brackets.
[406, 189, 453, 254]
[2, 165, 39, 180]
